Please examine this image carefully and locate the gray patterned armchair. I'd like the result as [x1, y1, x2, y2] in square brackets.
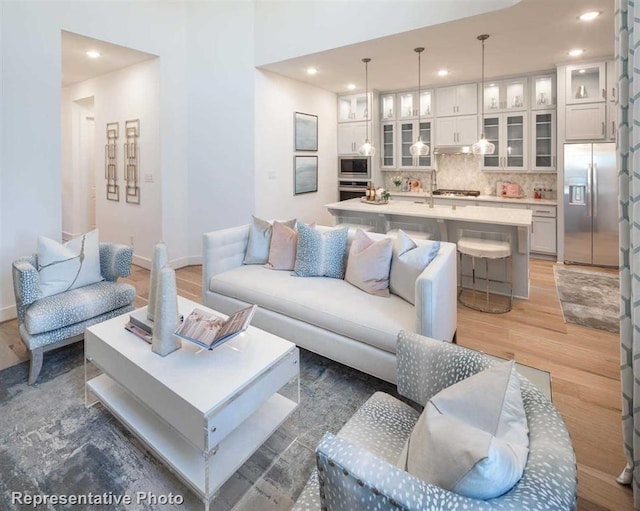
[12, 243, 135, 384]
[294, 330, 577, 511]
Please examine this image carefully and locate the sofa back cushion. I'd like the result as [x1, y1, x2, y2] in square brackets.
[294, 223, 349, 278]
[37, 229, 103, 298]
[345, 229, 393, 296]
[398, 360, 529, 500]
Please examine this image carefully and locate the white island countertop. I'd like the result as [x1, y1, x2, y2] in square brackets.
[389, 191, 557, 207]
[326, 199, 533, 228]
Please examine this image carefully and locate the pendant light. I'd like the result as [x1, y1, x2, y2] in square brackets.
[409, 47, 429, 156]
[472, 34, 496, 155]
[358, 57, 376, 156]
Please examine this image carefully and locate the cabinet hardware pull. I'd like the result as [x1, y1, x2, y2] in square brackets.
[612, 121, 616, 137]
[602, 88, 606, 99]
[612, 88, 616, 99]
[602, 122, 605, 136]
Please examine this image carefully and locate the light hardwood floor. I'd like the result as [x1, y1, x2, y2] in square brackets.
[0, 260, 632, 510]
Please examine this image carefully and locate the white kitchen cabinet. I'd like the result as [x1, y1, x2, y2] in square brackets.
[380, 94, 396, 121]
[338, 122, 367, 154]
[565, 103, 606, 140]
[531, 74, 556, 109]
[380, 122, 396, 168]
[531, 110, 556, 171]
[338, 93, 371, 122]
[483, 77, 527, 112]
[531, 219, 556, 254]
[436, 84, 478, 116]
[398, 90, 433, 120]
[435, 115, 478, 146]
[398, 120, 433, 169]
[481, 112, 527, 171]
[606, 60, 617, 141]
[565, 62, 606, 105]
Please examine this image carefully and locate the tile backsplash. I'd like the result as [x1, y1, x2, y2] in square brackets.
[382, 154, 558, 199]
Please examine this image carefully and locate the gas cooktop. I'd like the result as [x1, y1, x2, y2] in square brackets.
[432, 189, 481, 197]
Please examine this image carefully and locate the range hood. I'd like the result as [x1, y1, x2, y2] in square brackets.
[433, 145, 473, 155]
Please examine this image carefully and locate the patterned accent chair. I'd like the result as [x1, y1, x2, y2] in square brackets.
[12, 243, 135, 384]
[293, 330, 577, 511]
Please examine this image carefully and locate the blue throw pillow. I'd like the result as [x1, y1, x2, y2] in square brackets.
[294, 223, 349, 278]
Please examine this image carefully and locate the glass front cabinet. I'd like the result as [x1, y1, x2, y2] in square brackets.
[381, 122, 396, 168]
[481, 113, 527, 171]
[483, 78, 527, 112]
[398, 90, 433, 120]
[531, 75, 556, 109]
[565, 62, 606, 105]
[530, 110, 556, 171]
[398, 120, 433, 169]
[380, 94, 395, 121]
[338, 93, 371, 122]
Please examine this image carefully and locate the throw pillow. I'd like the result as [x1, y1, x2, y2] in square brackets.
[265, 221, 298, 271]
[390, 230, 440, 305]
[344, 229, 393, 296]
[398, 361, 529, 500]
[294, 223, 349, 279]
[37, 229, 103, 298]
[243, 216, 296, 265]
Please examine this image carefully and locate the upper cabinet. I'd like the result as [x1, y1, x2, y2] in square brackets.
[531, 74, 556, 109]
[338, 93, 372, 122]
[483, 78, 527, 112]
[480, 112, 527, 171]
[398, 90, 433, 120]
[565, 63, 606, 104]
[435, 115, 478, 146]
[436, 84, 478, 116]
[380, 94, 396, 121]
[606, 60, 617, 141]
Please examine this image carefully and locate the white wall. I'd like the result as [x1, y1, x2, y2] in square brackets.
[254, 0, 520, 65]
[254, 70, 337, 225]
[61, 59, 162, 266]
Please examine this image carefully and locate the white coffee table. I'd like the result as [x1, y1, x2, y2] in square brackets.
[84, 296, 299, 510]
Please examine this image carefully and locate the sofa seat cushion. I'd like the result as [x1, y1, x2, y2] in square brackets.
[209, 266, 416, 354]
[24, 281, 136, 335]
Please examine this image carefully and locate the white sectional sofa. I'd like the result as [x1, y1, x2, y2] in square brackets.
[202, 224, 457, 384]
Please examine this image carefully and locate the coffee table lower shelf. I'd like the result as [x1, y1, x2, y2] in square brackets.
[87, 373, 298, 502]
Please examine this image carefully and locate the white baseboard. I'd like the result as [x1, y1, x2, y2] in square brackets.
[62, 231, 81, 242]
[0, 304, 17, 323]
[132, 254, 152, 270]
[132, 255, 201, 271]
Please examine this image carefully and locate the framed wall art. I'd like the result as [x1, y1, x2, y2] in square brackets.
[294, 112, 318, 151]
[294, 155, 318, 195]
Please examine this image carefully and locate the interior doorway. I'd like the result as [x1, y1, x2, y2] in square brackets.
[74, 96, 96, 233]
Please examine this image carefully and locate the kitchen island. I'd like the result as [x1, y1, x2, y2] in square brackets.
[326, 198, 532, 299]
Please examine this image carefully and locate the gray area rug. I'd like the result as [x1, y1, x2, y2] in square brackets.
[554, 266, 620, 334]
[0, 343, 397, 511]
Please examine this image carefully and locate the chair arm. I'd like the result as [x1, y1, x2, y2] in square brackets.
[12, 257, 41, 322]
[414, 241, 457, 341]
[99, 243, 133, 281]
[202, 225, 250, 299]
[316, 433, 490, 511]
[396, 330, 493, 406]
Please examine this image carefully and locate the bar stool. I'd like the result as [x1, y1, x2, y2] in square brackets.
[457, 234, 512, 313]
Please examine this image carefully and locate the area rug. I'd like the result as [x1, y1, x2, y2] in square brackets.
[553, 266, 620, 334]
[0, 343, 396, 511]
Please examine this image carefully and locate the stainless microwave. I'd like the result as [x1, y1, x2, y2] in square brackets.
[338, 156, 370, 180]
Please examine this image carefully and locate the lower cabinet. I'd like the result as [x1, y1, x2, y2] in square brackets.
[530, 205, 557, 255]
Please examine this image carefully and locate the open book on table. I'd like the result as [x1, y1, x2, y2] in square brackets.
[174, 304, 258, 350]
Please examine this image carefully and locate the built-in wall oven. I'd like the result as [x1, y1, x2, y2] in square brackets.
[338, 180, 368, 201]
[338, 156, 370, 180]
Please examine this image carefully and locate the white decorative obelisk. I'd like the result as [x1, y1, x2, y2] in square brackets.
[151, 266, 181, 357]
[148, 242, 168, 321]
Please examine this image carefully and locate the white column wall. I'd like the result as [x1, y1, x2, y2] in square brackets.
[254, 70, 337, 225]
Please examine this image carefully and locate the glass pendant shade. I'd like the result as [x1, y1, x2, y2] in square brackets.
[409, 136, 429, 156]
[471, 133, 495, 155]
[358, 139, 376, 156]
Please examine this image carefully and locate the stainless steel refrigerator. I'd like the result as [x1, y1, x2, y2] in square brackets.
[564, 143, 617, 267]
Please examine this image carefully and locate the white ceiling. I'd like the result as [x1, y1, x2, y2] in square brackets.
[61, 31, 157, 87]
[259, 0, 614, 93]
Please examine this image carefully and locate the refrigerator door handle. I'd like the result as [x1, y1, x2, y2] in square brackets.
[587, 164, 592, 218]
[593, 163, 598, 218]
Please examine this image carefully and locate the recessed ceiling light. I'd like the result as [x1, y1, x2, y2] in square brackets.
[85, 50, 101, 59]
[347, 83, 356, 90]
[489, 83, 496, 87]
[579, 69, 586, 74]
[437, 69, 449, 77]
[579, 11, 601, 21]
[568, 49, 585, 57]
[306, 67, 318, 75]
